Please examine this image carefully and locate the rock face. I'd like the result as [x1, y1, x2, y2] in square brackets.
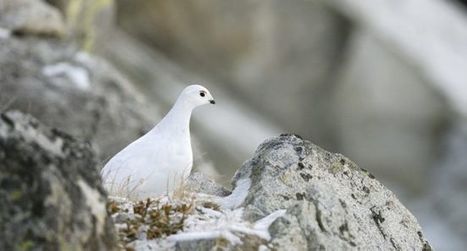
[113, 135, 430, 250]
[186, 172, 230, 197]
[0, 111, 117, 250]
[230, 134, 431, 250]
[0, 111, 430, 251]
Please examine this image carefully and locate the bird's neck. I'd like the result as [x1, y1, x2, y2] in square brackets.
[155, 99, 194, 136]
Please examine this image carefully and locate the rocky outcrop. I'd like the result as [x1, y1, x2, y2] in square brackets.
[233, 134, 431, 250]
[0, 108, 430, 250]
[186, 172, 230, 197]
[109, 134, 431, 250]
[0, 111, 117, 250]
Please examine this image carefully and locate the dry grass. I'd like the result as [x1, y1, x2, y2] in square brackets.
[107, 196, 196, 248]
[103, 168, 191, 201]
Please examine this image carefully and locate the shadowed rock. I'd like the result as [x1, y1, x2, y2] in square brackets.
[0, 111, 117, 250]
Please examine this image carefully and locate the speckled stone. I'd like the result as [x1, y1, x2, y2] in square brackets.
[233, 134, 432, 250]
[0, 111, 117, 250]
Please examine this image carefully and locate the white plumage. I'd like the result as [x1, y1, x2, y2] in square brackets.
[101, 85, 215, 199]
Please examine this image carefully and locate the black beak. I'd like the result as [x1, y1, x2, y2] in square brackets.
[210, 100, 216, 104]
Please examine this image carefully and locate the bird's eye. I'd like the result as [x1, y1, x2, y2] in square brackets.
[200, 92, 206, 97]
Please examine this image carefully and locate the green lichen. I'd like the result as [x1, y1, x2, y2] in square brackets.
[330, 162, 344, 174]
[109, 198, 194, 247]
[10, 190, 23, 201]
[17, 240, 34, 251]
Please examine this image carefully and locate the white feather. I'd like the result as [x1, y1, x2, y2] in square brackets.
[101, 85, 215, 199]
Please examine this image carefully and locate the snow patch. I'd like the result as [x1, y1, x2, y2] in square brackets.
[42, 62, 91, 90]
[0, 27, 11, 39]
[110, 194, 286, 250]
[217, 177, 251, 209]
[168, 208, 285, 245]
[253, 209, 286, 240]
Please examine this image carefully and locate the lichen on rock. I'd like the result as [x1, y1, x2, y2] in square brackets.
[104, 134, 431, 250]
[0, 111, 117, 250]
[235, 134, 432, 250]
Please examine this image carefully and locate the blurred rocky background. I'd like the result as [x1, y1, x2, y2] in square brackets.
[1, 0, 466, 249]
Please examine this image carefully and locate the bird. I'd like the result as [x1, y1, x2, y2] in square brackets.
[101, 84, 215, 200]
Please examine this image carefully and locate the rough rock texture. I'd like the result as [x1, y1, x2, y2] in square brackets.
[231, 134, 431, 250]
[123, 135, 431, 250]
[0, 35, 154, 160]
[0, 111, 117, 250]
[186, 172, 230, 197]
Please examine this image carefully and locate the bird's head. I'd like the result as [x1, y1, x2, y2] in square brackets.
[180, 84, 216, 108]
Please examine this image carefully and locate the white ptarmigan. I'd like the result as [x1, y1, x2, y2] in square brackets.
[101, 85, 215, 199]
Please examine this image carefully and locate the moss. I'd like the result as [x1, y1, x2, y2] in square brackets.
[17, 240, 34, 251]
[10, 190, 23, 201]
[359, 167, 376, 179]
[330, 162, 344, 174]
[110, 198, 194, 247]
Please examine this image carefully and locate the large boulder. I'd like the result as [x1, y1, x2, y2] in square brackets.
[230, 134, 431, 250]
[0, 111, 117, 250]
[109, 134, 431, 250]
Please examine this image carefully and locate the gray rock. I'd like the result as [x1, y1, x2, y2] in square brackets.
[0, 0, 65, 37]
[232, 134, 431, 250]
[186, 172, 230, 197]
[0, 111, 117, 250]
[102, 134, 431, 250]
[0, 36, 155, 161]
